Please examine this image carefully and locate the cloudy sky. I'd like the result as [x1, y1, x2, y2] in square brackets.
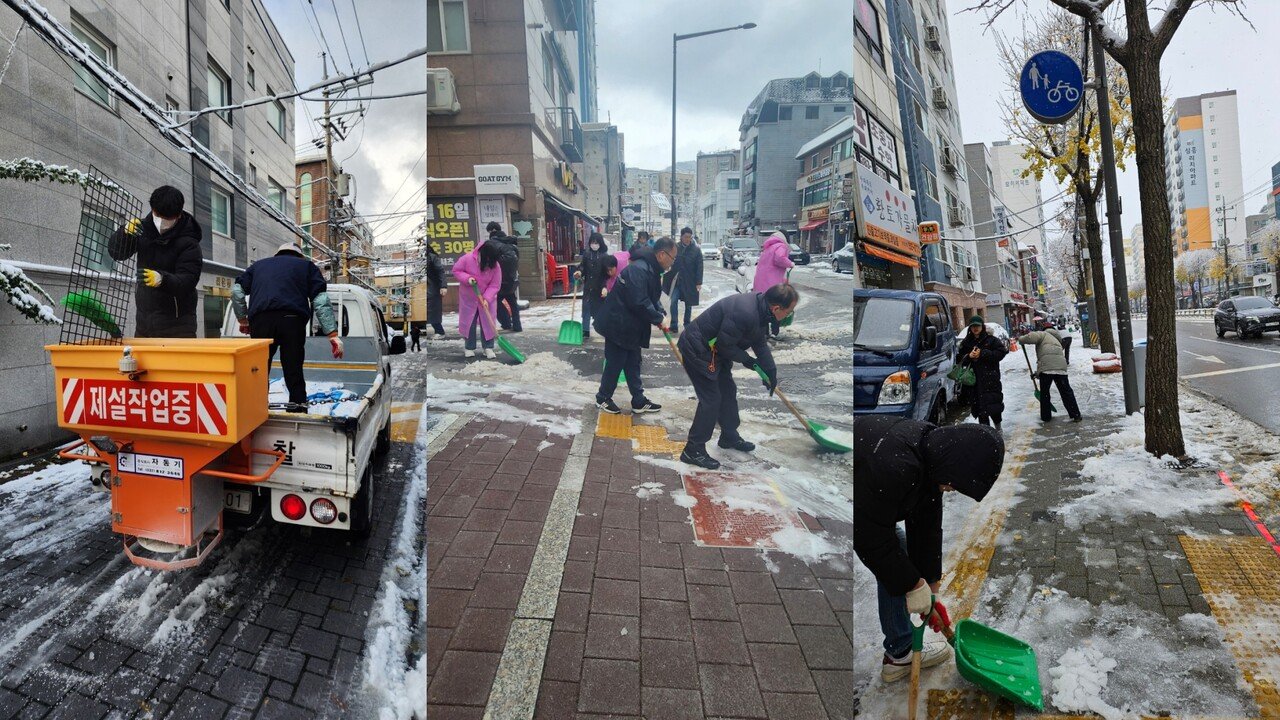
[596, 0, 854, 171]
[264, 0, 425, 246]
[950, 1, 1280, 271]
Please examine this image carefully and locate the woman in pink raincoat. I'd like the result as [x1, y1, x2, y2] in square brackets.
[752, 231, 794, 293]
[604, 249, 630, 294]
[452, 241, 503, 359]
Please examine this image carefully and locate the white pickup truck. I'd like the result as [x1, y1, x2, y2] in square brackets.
[216, 283, 402, 537]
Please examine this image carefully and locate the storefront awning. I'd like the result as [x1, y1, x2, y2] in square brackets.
[542, 190, 603, 225]
[862, 242, 919, 268]
[799, 219, 827, 232]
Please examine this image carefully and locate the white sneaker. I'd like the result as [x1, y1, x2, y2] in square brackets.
[484, 348, 497, 359]
[464, 349, 475, 358]
[880, 642, 952, 683]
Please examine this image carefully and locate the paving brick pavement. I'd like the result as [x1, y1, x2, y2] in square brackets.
[427, 399, 855, 720]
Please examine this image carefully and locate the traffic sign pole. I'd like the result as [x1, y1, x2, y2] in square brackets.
[1091, 26, 1139, 415]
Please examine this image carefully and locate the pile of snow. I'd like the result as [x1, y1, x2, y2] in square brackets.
[0, 460, 103, 560]
[426, 374, 583, 437]
[769, 526, 844, 564]
[1049, 647, 1123, 719]
[814, 426, 852, 449]
[770, 341, 849, 366]
[633, 482, 665, 499]
[671, 490, 697, 508]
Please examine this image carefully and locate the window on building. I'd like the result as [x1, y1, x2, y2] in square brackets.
[542, 40, 555, 95]
[923, 168, 938, 201]
[834, 106, 847, 112]
[811, 153, 819, 168]
[70, 14, 115, 109]
[164, 95, 180, 114]
[727, 178, 739, 189]
[267, 179, 286, 212]
[726, 210, 737, 219]
[208, 57, 231, 123]
[266, 85, 286, 138]
[248, 163, 257, 186]
[300, 172, 313, 225]
[832, 143, 842, 162]
[854, 0, 884, 69]
[211, 187, 231, 235]
[805, 106, 819, 120]
[247, 62, 255, 90]
[779, 106, 793, 121]
[428, 0, 470, 53]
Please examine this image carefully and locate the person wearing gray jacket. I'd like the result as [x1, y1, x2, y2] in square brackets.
[1020, 323, 1081, 423]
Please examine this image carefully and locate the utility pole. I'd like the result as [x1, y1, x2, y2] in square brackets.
[671, 34, 678, 239]
[1092, 24, 1139, 415]
[322, 51, 339, 282]
[1218, 197, 1236, 298]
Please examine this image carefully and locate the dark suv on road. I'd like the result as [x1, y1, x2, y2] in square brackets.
[1214, 296, 1280, 339]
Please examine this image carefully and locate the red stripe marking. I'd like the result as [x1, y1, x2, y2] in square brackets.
[197, 384, 228, 435]
[65, 378, 83, 423]
[1218, 470, 1280, 558]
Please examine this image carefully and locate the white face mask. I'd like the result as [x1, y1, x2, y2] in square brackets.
[590, 243, 601, 251]
[153, 213, 177, 233]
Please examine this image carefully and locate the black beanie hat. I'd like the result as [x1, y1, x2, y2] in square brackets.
[921, 424, 1005, 502]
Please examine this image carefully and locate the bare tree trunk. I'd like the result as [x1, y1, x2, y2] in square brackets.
[1081, 188, 1117, 353]
[1128, 53, 1185, 458]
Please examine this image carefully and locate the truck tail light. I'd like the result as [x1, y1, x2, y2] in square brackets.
[878, 370, 913, 406]
[310, 498, 338, 525]
[280, 494, 306, 521]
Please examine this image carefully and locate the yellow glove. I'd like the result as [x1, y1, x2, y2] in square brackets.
[125, 217, 142, 235]
[140, 269, 162, 288]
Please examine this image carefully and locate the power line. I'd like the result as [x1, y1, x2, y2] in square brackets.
[326, 0, 357, 74]
[348, 0, 370, 65]
[372, 149, 426, 220]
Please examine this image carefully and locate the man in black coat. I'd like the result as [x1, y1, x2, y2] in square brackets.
[409, 325, 421, 352]
[107, 185, 204, 337]
[486, 222, 522, 332]
[424, 242, 446, 336]
[663, 227, 703, 334]
[592, 238, 677, 415]
[677, 284, 797, 469]
[956, 316, 1008, 430]
[854, 415, 1004, 682]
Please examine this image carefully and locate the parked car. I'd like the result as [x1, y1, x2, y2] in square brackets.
[831, 244, 855, 273]
[720, 237, 761, 269]
[787, 243, 811, 265]
[699, 241, 721, 262]
[1214, 296, 1280, 339]
[854, 289, 957, 425]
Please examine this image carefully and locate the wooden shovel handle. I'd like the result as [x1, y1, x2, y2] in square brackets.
[664, 330, 683, 364]
[908, 650, 921, 720]
[774, 386, 812, 433]
[569, 276, 577, 317]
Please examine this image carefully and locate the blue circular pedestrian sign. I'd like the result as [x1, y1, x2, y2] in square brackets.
[1020, 50, 1084, 124]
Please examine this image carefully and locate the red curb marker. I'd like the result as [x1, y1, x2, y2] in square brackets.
[1217, 470, 1280, 558]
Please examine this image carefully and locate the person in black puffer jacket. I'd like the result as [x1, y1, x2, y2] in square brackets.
[956, 316, 1008, 430]
[486, 222, 522, 332]
[576, 232, 610, 340]
[591, 238, 677, 415]
[107, 186, 204, 337]
[424, 242, 446, 336]
[854, 415, 1004, 683]
[676, 284, 797, 469]
[663, 227, 703, 334]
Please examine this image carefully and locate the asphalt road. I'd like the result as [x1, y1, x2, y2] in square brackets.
[0, 357, 427, 719]
[1134, 316, 1280, 433]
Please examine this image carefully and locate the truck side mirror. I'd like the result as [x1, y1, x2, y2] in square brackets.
[922, 325, 938, 350]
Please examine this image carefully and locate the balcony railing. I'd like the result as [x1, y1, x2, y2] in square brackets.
[551, 106, 584, 163]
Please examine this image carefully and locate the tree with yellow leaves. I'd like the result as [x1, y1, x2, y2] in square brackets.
[993, 9, 1134, 355]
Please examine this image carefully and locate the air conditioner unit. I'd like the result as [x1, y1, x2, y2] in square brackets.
[932, 85, 949, 110]
[428, 68, 461, 115]
[948, 206, 965, 226]
[924, 25, 943, 52]
[941, 145, 958, 174]
[963, 266, 976, 282]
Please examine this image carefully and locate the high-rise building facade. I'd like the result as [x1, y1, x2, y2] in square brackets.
[987, 142, 1046, 254]
[1164, 91, 1245, 258]
[698, 171, 741, 248]
[695, 151, 738, 203]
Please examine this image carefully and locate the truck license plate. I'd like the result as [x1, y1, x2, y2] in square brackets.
[224, 489, 252, 515]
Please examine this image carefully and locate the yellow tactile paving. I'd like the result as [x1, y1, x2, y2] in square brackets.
[630, 424, 684, 456]
[595, 412, 633, 440]
[389, 401, 422, 442]
[927, 690, 1015, 719]
[1181, 535, 1280, 718]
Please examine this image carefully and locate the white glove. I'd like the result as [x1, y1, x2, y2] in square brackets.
[905, 581, 932, 615]
[329, 335, 344, 359]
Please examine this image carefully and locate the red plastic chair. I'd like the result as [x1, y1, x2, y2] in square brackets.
[546, 252, 569, 296]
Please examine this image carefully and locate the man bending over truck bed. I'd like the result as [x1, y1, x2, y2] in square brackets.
[231, 242, 344, 412]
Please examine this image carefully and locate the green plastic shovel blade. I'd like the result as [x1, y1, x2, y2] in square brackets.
[951, 619, 1044, 711]
[497, 335, 526, 363]
[558, 319, 583, 345]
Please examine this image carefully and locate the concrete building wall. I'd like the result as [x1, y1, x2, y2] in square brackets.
[695, 150, 737, 200]
[742, 101, 849, 233]
[0, 0, 293, 459]
[698, 170, 741, 248]
[987, 142, 1045, 253]
[581, 122, 624, 223]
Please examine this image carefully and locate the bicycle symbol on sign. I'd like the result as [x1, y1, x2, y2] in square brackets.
[1046, 81, 1080, 104]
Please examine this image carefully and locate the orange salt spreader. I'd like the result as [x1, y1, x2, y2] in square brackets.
[47, 338, 286, 570]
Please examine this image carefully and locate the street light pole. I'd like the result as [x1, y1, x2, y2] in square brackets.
[672, 22, 756, 239]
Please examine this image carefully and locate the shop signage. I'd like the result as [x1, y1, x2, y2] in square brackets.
[424, 197, 477, 270]
[477, 197, 507, 235]
[853, 102, 871, 154]
[805, 167, 833, 184]
[855, 164, 920, 256]
[867, 115, 899, 177]
[807, 206, 829, 222]
[918, 221, 940, 245]
[473, 164, 522, 197]
[557, 162, 576, 191]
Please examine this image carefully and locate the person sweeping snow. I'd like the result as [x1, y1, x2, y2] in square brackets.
[1020, 321, 1082, 423]
[452, 241, 503, 359]
[752, 231, 795, 338]
[591, 238, 676, 415]
[676, 284, 798, 469]
[957, 317, 1008, 430]
[853, 415, 1005, 683]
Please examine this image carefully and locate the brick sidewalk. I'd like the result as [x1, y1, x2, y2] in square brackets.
[427, 399, 855, 719]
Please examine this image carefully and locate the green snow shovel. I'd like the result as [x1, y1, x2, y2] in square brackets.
[558, 277, 583, 346]
[62, 290, 123, 338]
[1021, 343, 1056, 412]
[753, 365, 851, 453]
[474, 285, 525, 364]
[779, 268, 794, 327]
[928, 601, 1044, 711]
[603, 359, 626, 384]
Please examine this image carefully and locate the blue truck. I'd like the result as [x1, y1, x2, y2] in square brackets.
[853, 288, 958, 424]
